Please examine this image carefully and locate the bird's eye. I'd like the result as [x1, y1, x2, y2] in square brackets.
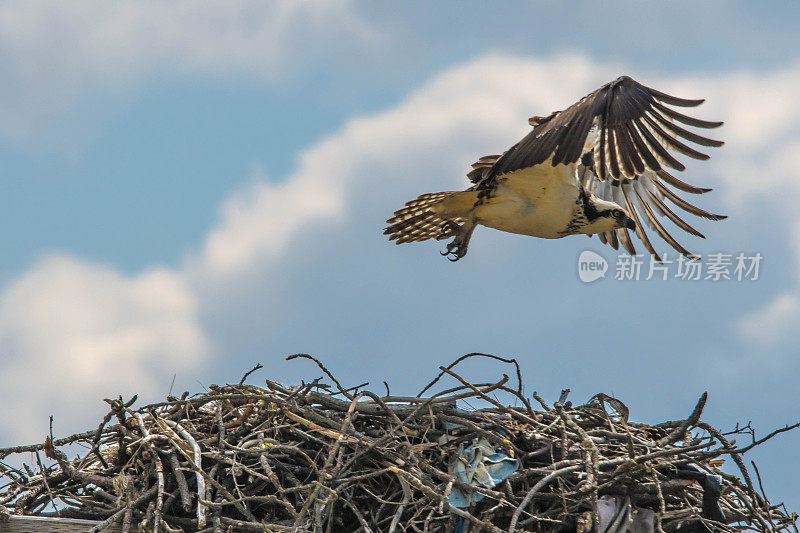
[612, 210, 622, 218]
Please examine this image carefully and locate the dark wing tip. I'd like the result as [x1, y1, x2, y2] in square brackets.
[617, 76, 707, 107]
[650, 89, 706, 108]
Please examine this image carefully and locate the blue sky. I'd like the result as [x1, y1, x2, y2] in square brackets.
[0, 0, 799, 510]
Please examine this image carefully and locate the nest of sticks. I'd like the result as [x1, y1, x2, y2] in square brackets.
[0, 354, 798, 532]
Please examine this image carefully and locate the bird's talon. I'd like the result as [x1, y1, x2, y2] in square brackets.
[441, 220, 460, 236]
[441, 238, 467, 261]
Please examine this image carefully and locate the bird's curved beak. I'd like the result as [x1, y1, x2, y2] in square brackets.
[625, 218, 636, 231]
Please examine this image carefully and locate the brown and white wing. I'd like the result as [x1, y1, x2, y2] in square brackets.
[486, 75, 724, 183]
[480, 75, 725, 258]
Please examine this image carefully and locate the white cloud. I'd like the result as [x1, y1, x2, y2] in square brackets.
[737, 220, 800, 347]
[0, 254, 208, 443]
[641, 66, 800, 349]
[0, 0, 375, 144]
[737, 293, 800, 346]
[195, 169, 343, 282]
[665, 69, 800, 151]
[663, 68, 800, 206]
[190, 158, 346, 281]
[685, 67, 800, 348]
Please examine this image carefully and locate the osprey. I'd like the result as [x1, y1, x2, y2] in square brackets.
[384, 76, 725, 261]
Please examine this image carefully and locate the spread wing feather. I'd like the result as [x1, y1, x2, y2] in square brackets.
[484, 75, 722, 185]
[586, 168, 726, 259]
[477, 75, 724, 259]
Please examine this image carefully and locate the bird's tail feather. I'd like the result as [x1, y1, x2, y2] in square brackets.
[384, 191, 467, 244]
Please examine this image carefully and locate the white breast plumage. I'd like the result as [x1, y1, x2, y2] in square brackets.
[474, 162, 580, 239]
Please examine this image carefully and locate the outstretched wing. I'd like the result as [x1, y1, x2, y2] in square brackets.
[581, 166, 725, 260]
[480, 75, 725, 259]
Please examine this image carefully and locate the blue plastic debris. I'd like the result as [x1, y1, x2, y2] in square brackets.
[445, 437, 518, 508]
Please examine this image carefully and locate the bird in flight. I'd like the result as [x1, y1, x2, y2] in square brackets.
[384, 76, 725, 261]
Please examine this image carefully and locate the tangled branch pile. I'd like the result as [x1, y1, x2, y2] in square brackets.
[0, 354, 797, 532]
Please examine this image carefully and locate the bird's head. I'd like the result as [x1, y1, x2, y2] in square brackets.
[580, 194, 636, 235]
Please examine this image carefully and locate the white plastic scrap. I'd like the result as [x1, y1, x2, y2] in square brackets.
[597, 496, 656, 533]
